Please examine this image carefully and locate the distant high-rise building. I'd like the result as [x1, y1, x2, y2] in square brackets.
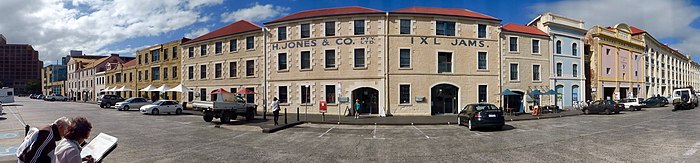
[0, 34, 43, 94]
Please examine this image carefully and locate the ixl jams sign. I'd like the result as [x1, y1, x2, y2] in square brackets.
[271, 37, 377, 50]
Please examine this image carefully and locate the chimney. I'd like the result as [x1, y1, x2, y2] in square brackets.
[110, 53, 119, 57]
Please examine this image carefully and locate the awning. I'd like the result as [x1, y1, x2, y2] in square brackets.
[499, 89, 519, 96]
[115, 86, 133, 92]
[210, 88, 230, 94]
[151, 84, 171, 92]
[235, 88, 256, 94]
[165, 84, 193, 93]
[139, 85, 155, 92]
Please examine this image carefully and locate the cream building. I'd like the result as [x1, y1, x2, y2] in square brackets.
[135, 39, 188, 101]
[632, 26, 695, 97]
[67, 54, 126, 101]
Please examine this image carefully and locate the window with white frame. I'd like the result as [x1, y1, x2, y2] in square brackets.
[510, 63, 518, 81]
[325, 85, 336, 104]
[278, 86, 288, 103]
[478, 52, 487, 70]
[399, 49, 411, 68]
[229, 62, 237, 78]
[325, 49, 335, 68]
[354, 48, 365, 68]
[509, 37, 518, 52]
[300, 51, 311, 70]
[532, 39, 540, 54]
[437, 52, 452, 73]
[214, 63, 222, 78]
[478, 24, 487, 38]
[354, 20, 365, 35]
[215, 42, 222, 54]
[325, 21, 335, 36]
[400, 19, 411, 34]
[533, 65, 540, 81]
[300, 24, 310, 38]
[277, 27, 286, 41]
[399, 84, 410, 104]
[278, 53, 287, 70]
[199, 65, 206, 79]
[229, 39, 237, 52]
[300, 85, 311, 104]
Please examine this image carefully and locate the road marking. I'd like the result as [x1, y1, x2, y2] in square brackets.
[364, 124, 386, 140]
[683, 141, 700, 156]
[411, 124, 430, 139]
[7, 107, 26, 126]
[318, 126, 335, 138]
[0, 145, 19, 156]
[0, 132, 19, 140]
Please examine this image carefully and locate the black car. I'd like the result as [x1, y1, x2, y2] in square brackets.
[458, 103, 505, 130]
[642, 96, 668, 107]
[583, 100, 621, 115]
[98, 94, 125, 108]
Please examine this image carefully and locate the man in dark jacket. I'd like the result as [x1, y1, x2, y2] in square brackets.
[16, 117, 70, 163]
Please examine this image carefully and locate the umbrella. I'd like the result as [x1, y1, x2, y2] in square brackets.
[165, 84, 192, 93]
[152, 84, 171, 92]
[210, 88, 230, 94]
[544, 89, 557, 95]
[115, 86, 132, 92]
[499, 89, 519, 95]
[139, 85, 155, 92]
[235, 88, 257, 94]
[101, 87, 111, 92]
[530, 90, 543, 96]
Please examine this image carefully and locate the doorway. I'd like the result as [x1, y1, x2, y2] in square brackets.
[504, 91, 524, 112]
[431, 84, 459, 115]
[352, 87, 379, 114]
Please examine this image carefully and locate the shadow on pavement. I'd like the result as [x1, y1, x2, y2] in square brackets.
[0, 117, 6, 120]
[212, 118, 270, 125]
[472, 124, 516, 132]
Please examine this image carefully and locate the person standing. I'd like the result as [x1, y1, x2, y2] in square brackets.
[270, 97, 280, 126]
[54, 117, 94, 163]
[16, 117, 71, 163]
[355, 99, 361, 119]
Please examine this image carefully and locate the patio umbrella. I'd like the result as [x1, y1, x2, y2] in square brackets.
[235, 88, 257, 94]
[116, 86, 132, 92]
[139, 84, 155, 92]
[210, 88, 230, 94]
[499, 89, 519, 112]
[165, 84, 192, 93]
[152, 84, 171, 92]
[544, 89, 558, 106]
[530, 90, 543, 96]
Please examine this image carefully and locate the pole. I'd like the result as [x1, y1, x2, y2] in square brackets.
[296, 107, 299, 121]
[263, 27, 268, 120]
[284, 108, 287, 124]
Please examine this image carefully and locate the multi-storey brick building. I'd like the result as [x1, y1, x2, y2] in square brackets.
[0, 34, 43, 94]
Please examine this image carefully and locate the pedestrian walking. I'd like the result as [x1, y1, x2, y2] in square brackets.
[270, 97, 280, 125]
[355, 99, 361, 119]
[55, 116, 94, 163]
[16, 117, 71, 163]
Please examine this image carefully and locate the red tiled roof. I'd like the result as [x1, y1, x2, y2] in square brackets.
[122, 59, 137, 67]
[391, 7, 499, 21]
[501, 23, 548, 37]
[629, 26, 646, 35]
[266, 6, 383, 24]
[185, 20, 261, 44]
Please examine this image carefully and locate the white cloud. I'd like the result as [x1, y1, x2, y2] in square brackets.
[531, 0, 700, 57]
[0, 0, 223, 63]
[185, 28, 210, 38]
[220, 3, 290, 23]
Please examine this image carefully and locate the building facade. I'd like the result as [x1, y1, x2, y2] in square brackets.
[134, 39, 188, 101]
[0, 34, 43, 94]
[500, 23, 551, 112]
[41, 64, 67, 95]
[585, 24, 645, 101]
[104, 59, 138, 98]
[67, 54, 126, 101]
[181, 20, 264, 109]
[528, 12, 586, 107]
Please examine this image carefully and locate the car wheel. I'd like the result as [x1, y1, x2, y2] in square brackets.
[203, 115, 213, 122]
[176, 108, 182, 115]
[604, 108, 611, 115]
[468, 120, 474, 131]
[221, 114, 231, 123]
[124, 105, 130, 111]
[583, 109, 590, 115]
[152, 109, 159, 115]
[105, 103, 111, 109]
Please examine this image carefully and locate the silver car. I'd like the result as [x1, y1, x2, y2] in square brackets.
[114, 97, 150, 111]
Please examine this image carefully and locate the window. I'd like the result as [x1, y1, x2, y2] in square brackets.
[246, 88, 255, 103]
[325, 21, 335, 36]
[300, 24, 310, 38]
[435, 21, 455, 36]
[278, 86, 288, 103]
[354, 48, 365, 68]
[325, 50, 335, 68]
[278, 53, 287, 70]
[214, 63, 222, 78]
[200, 45, 207, 56]
[478, 85, 487, 102]
[200, 88, 206, 101]
[354, 20, 365, 35]
[325, 85, 336, 104]
[532, 39, 540, 53]
[151, 49, 160, 62]
[572, 43, 578, 56]
[277, 27, 286, 41]
[163, 67, 168, 79]
[510, 64, 518, 81]
[200, 65, 207, 79]
[129, 72, 133, 82]
[301, 51, 311, 70]
[172, 67, 177, 79]
[115, 73, 121, 82]
[188, 47, 194, 58]
[301, 86, 311, 104]
[438, 52, 452, 73]
[607, 68, 611, 74]
[478, 24, 487, 38]
[215, 42, 222, 54]
[399, 84, 410, 104]
[188, 66, 193, 80]
[246, 60, 254, 76]
[533, 65, 541, 81]
[188, 91, 194, 102]
[556, 40, 562, 54]
[509, 37, 518, 52]
[556, 63, 562, 77]
[229, 39, 238, 52]
[138, 71, 142, 81]
[399, 49, 411, 68]
[172, 47, 177, 59]
[229, 62, 237, 78]
[164, 49, 169, 60]
[573, 64, 578, 77]
[478, 52, 487, 70]
[400, 19, 411, 34]
[151, 67, 160, 80]
[138, 56, 141, 64]
[229, 88, 237, 95]
[246, 36, 254, 50]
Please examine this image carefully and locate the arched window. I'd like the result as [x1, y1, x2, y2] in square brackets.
[572, 43, 578, 56]
[556, 40, 562, 54]
[572, 85, 579, 102]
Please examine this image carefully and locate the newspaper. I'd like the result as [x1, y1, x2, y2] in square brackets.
[80, 133, 118, 162]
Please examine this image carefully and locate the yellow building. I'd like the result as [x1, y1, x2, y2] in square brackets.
[135, 38, 190, 101]
[104, 59, 137, 98]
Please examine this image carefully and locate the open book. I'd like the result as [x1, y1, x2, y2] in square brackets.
[80, 133, 118, 162]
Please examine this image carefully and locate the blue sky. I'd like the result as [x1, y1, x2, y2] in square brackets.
[2, 0, 700, 64]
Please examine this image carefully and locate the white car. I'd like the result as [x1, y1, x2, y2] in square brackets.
[45, 94, 67, 101]
[114, 97, 151, 111]
[140, 100, 183, 115]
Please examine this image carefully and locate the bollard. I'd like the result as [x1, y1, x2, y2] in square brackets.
[297, 107, 300, 121]
[284, 108, 288, 124]
[263, 106, 267, 120]
[24, 125, 30, 136]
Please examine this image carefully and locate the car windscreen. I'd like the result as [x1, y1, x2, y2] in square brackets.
[152, 101, 164, 105]
[474, 105, 498, 111]
[125, 98, 137, 102]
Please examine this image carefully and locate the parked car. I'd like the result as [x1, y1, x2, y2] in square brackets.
[0, 101, 3, 115]
[114, 97, 150, 111]
[97, 94, 125, 108]
[140, 100, 183, 115]
[620, 98, 644, 111]
[35, 94, 45, 100]
[458, 103, 505, 131]
[582, 100, 621, 115]
[29, 94, 35, 99]
[672, 87, 698, 111]
[642, 96, 668, 107]
[45, 94, 68, 101]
